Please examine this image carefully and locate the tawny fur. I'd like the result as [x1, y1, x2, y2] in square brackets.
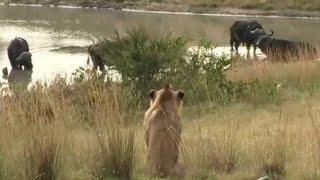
[144, 84, 185, 178]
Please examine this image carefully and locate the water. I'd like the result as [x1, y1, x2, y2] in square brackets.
[0, 5, 320, 86]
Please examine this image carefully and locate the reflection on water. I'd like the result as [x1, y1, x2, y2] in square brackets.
[0, 5, 319, 86]
[5, 68, 32, 91]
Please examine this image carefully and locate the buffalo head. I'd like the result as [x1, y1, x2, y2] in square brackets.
[248, 28, 270, 41]
[256, 30, 274, 46]
[16, 52, 33, 71]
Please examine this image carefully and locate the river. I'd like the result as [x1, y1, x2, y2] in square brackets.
[0, 5, 320, 87]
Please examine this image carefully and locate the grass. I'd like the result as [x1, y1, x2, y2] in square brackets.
[92, 127, 135, 179]
[23, 130, 61, 180]
[0, 59, 320, 179]
[0, 78, 139, 180]
[180, 97, 320, 179]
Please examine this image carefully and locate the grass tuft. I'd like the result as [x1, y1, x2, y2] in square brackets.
[23, 130, 61, 180]
[255, 111, 288, 179]
[185, 125, 240, 176]
[92, 127, 136, 179]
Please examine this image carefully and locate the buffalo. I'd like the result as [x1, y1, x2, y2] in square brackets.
[7, 37, 33, 70]
[87, 41, 106, 72]
[255, 31, 317, 61]
[229, 20, 266, 55]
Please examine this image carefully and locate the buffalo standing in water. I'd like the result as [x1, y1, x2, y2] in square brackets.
[229, 20, 267, 55]
[87, 42, 106, 72]
[7, 37, 33, 70]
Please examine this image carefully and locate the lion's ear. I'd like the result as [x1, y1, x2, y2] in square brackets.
[148, 89, 157, 100]
[177, 90, 184, 100]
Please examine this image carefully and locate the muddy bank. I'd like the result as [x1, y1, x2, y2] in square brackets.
[1, 1, 320, 19]
[50, 46, 88, 54]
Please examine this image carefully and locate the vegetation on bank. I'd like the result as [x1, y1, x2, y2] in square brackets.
[1, 0, 320, 15]
[1, 26, 320, 179]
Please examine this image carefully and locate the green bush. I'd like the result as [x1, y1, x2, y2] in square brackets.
[83, 26, 284, 107]
[97, 26, 189, 97]
[91, 27, 239, 104]
[166, 39, 235, 105]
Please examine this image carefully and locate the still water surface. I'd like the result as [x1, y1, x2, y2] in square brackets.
[0, 5, 320, 86]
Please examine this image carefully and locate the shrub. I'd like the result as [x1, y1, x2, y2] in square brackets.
[85, 26, 283, 107]
[167, 39, 235, 105]
[94, 28, 239, 105]
[96, 26, 189, 97]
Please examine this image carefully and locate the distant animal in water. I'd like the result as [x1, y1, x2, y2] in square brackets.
[229, 20, 267, 54]
[144, 84, 186, 179]
[87, 41, 106, 72]
[255, 30, 317, 61]
[7, 37, 33, 70]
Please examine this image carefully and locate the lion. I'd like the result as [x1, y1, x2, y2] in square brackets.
[144, 84, 186, 179]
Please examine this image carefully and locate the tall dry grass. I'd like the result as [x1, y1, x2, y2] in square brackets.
[254, 110, 288, 179]
[183, 122, 240, 176]
[23, 129, 62, 180]
[227, 60, 320, 82]
[0, 83, 318, 180]
[175, 99, 320, 179]
[227, 45, 320, 89]
[1, 50, 320, 179]
[0, 76, 137, 180]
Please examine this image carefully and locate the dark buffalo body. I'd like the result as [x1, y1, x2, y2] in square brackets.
[257, 34, 317, 61]
[87, 42, 106, 72]
[7, 37, 33, 71]
[229, 20, 265, 54]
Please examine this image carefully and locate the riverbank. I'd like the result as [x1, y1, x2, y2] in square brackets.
[1, 0, 320, 19]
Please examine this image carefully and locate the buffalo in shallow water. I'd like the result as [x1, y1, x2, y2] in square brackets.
[7, 37, 33, 70]
[229, 20, 267, 55]
[255, 31, 317, 61]
[87, 42, 106, 72]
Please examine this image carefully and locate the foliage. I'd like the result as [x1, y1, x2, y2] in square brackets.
[165, 39, 236, 105]
[81, 26, 285, 107]
[96, 26, 189, 97]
